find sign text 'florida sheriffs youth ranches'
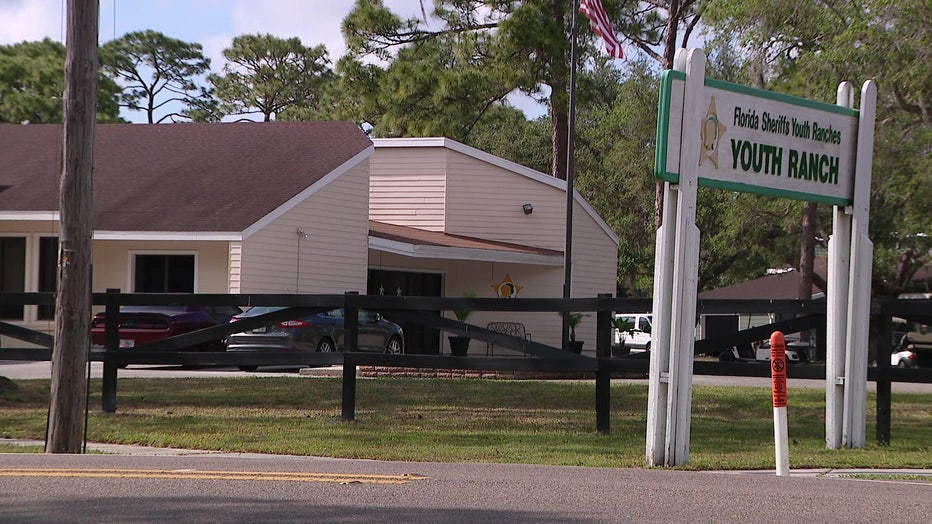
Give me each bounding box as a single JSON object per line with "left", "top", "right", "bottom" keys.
{"left": 655, "top": 71, "right": 860, "bottom": 206}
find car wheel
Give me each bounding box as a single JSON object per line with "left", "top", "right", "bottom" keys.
{"left": 644, "top": 341, "right": 651, "bottom": 352}
{"left": 239, "top": 365, "right": 258, "bottom": 372}
{"left": 719, "top": 349, "right": 735, "bottom": 362}
{"left": 317, "top": 338, "right": 336, "bottom": 353}
{"left": 897, "top": 360, "right": 909, "bottom": 368}
{"left": 386, "top": 336, "right": 403, "bottom": 355}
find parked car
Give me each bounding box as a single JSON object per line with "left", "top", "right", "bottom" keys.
{"left": 891, "top": 349, "right": 916, "bottom": 368}
{"left": 719, "top": 340, "right": 810, "bottom": 363}
{"left": 226, "top": 307, "right": 404, "bottom": 370}
{"left": 614, "top": 313, "right": 652, "bottom": 351}
{"left": 90, "top": 305, "right": 243, "bottom": 351}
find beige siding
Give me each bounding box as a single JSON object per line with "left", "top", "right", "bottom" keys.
{"left": 228, "top": 242, "right": 242, "bottom": 293}
{"left": 567, "top": 200, "right": 619, "bottom": 345}
{"left": 240, "top": 161, "right": 370, "bottom": 294}
{"left": 369, "top": 147, "right": 446, "bottom": 231}
{"left": 92, "top": 240, "right": 231, "bottom": 294}
{"left": 444, "top": 150, "right": 566, "bottom": 251}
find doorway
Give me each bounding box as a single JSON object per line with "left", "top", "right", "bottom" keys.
{"left": 368, "top": 269, "right": 442, "bottom": 354}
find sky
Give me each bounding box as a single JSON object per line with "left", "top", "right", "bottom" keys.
{"left": 0, "top": 0, "right": 544, "bottom": 121}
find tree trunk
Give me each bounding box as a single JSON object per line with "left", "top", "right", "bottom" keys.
{"left": 47, "top": 0, "right": 98, "bottom": 454}
{"left": 797, "top": 201, "right": 818, "bottom": 343}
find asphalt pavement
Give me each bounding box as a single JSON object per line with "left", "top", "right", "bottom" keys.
{"left": 3, "top": 360, "right": 931, "bottom": 522}
{"left": 1, "top": 440, "right": 931, "bottom": 523}
{"left": 3, "top": 360, "right": 932, "bottom": 393}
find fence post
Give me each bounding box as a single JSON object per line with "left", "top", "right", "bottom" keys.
{"left": 101, "top": 288, "right": 120, "bottom": 413}
{"left": 596, "top": 293, "right": 612, "bottom": 434}
{"left": 875, "top": 303, "right": 892, "bottom": 445}
{"left": 342, "top": 354, "right": 357, "bottom": 422}
{"left": 101, "top": 361, "right": 118, "bottom": 413}
{"left": 345, "top": 291, "right": 359, "bottom": 352}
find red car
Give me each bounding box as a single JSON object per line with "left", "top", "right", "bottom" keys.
{"left": 90, "top": 305, "right": 242, "bottom": 351}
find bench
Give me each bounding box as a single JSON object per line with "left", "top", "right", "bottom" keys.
{"left": 486, "top": 322, "right": 531, "bottom": 356}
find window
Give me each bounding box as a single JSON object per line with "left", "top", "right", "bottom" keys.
{"left": 0, "top": 237, "right": 26, "bottom": 319}
{"left": 37, "top": 237, "right": 59, "bottom": 320}
{"left": 134, "top": 254, "right": 195, "bottom": 293}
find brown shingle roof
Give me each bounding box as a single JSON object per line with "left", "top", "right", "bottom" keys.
{"left": 369, "top": 220, "right": 563, "bottom": 258}
{"left": 0, "top": 122, "right": 371, "bottom": 233}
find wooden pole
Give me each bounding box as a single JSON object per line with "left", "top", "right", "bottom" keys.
{"left": 46, "top": 0, "right": 98, "bottom": 454}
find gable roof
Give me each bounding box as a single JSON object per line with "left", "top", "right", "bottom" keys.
{"left": 371, "top": 137, "right": 620, "bottom": 246}
{"left": 0, "top": 122, "right": 372, "bottom": 238}
{"left": 369, "top": 220, "right": 564, "bottom": 266}
{"left": 698, "top": 267, "right": 825, "bottom": 300}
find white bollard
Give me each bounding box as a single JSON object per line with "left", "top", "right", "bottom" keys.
{"left": 771, "top": 331, "right": 790, "bottom": 476}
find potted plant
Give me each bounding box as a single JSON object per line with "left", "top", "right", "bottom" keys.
{"left": 612, "top": 316, "right": 635, "bottom": 357}
{"left": 560, "top": 311, "right": 588, "bottom": 354}
{"left": 449, "top": 291, "right": 476, "bottom": 356}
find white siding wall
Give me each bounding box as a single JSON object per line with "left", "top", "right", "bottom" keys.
{"left": 240, "top": 161, "right": 370, "bottom": 294}
{"left": 444, "top": 150, "right": 566, "bottom": 251}
{"left": 228, "top": 242, "right": 242, "bottom": 293}
{"left": 568, "top": 201, "right": 619, "bottom": 344}
{"left": 92, "top": 240, "right": 231, "bottom": 294}
{"left": 369, "top": 147, "right": 446, "bottom": 231}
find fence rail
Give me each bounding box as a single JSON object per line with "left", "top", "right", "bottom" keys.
{"left": 1, "top": 292, "right": 930, "bottom": 442}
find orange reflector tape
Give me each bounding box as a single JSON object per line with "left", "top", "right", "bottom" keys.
{"left": 770, "top": 331, "right": 787, "bottom": 408}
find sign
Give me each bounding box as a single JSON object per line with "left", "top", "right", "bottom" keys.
{"left": 656, "top": 70, "right": 859, "bottom": 206}
{"left": 770, "top": 332, "right": 787, "bottom": 408}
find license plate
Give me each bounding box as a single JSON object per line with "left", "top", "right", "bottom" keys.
{"left": 119, "top": 339, "right": 135, "bottom": 349}
{"left": 250, "top": 326, "right": 267, "bottom": 334}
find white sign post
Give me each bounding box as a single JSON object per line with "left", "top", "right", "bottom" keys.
{"left": 649, "top": 48, "right": 877, "bottom": 466}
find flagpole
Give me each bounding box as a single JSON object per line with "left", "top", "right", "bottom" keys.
{"left": 563, "top": 0, "right": 581, "bottom": 351}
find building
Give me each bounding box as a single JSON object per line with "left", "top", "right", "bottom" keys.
{"left": 0, "top": 123, "right": 618, "bottom": 353}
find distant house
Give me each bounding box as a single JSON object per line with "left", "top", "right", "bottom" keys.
{"left": 696, "top": 265, "right": 826, "bottom": 342}
{"left": 0, "top": 124, "right": 618, "bottom": 353}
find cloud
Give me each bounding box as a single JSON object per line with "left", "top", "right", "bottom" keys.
{"left": 0, "top": 0, "right": 63, "bottom": 44}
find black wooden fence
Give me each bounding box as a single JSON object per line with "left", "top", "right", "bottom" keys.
{"left": 1, "top": 291, "right": 929, "bottom": 442}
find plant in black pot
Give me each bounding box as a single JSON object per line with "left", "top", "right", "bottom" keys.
{"left": 449, "top": 291, "right": 476, "bottom": 356}
{"left": 560, "top": 311, "right": 588, "bottom": 354}
{"left": 612, "top": 316, "right": 635, "bottom": 357}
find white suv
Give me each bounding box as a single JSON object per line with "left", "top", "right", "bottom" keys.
{"left": 614, "top": 314, "right": 652, "bottom": 352}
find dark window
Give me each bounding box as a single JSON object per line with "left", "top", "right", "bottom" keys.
{"left": 0, "top": 237, "right": 26, "bottom": 319}
{"left": 37, "top": 237, "right": 59, "bottom": 320}
{"left": 134, "top": 254, "right": 195, "bottom": 293}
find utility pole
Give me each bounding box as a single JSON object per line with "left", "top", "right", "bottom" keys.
{"left": 46, "top": 0, "right": 98, "bottom": 454}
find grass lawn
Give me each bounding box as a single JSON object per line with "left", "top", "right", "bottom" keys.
{"left": 2, "top": 376, "right": 930, "bottom": 470}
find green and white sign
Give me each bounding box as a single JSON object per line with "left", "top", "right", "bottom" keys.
{"left": 655, "top": 70, "right": 860, "bottom": 206}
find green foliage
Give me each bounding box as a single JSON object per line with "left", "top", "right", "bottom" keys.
{"left": 559, "top": 311, "right": 588, "bottom": 341}
{"left": 574, "top": 60, "right": 660, "bottom": 295}
{"left": 702, "top": 0, "right": 932, "bottom": 295}
{"left": 212, "top": 34, "right": 333, "bottom": 122}
{"left": 453, "top": 290, "right": 477, "bottom": 322}
{"left": 100, "top": 30, "right": 217, "bottom": 123}
{"left": 0, "top": 38, "right": 122, "bottom": 124}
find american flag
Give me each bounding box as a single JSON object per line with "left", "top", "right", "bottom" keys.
{"left": 579, "top": 0, "right": 624, "bottom": 59}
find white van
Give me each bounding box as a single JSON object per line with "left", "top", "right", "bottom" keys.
{"left": 614, "top": 314, "right": 652, "bottom": 352}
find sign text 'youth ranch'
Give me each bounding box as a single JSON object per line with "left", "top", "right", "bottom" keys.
{"left": 730, "top": 106, "right": 845, "bottom": 185}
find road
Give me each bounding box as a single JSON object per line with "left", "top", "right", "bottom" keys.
{"left": 3, "top": 360, "right": 931, "bottom": 393}
{"left": 1, "top": 452, "right": 930, "bottom": 523}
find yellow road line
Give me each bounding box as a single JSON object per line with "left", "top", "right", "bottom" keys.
{"left": 0, "top": 468, "right": 428, "bottom": 484}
